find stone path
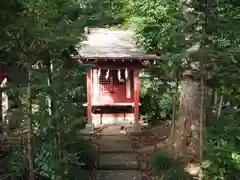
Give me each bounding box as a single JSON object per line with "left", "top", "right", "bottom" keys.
{"left": 94, "top": 125, "right": 141, "bottom": 180}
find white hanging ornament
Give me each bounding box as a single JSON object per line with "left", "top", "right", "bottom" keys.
{"left": 105, "top": 69, "right": 109, "bottom": 80}
{"left": 118, "top": 69, "right": 121, "bottom": 81}
{"left": 125, "top": 68, "right": 128, "bottom": 79}
{"left": 118, "top": 69, "right": 124, "bottom": 82}
{"left": 98, "top": 68, "right": 101, "bottom": 79}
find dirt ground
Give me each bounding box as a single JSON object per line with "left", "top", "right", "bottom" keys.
{"left": 129, "top": 122, "right": 170, "bottom": 180}
{"left": 128, "top": 122, "right": 200, "bottom": 180}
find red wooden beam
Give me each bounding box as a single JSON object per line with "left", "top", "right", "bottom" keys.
{"left": 86, "top": 69, "right": 92, "bottom": 124}
{"left": 83, "top": 102, "right": 136, "bottom": 106}
{"left": 94, "top": 64, "right": 142, "bottom": 69}
{"left": 133, "top": 69, "right": 140, "bottom": 123}
{"left": 71, "top": 55, "right": 157, "bottom": 61}
{"left": 0, "top": 65, "right": 7, "bottom": 82}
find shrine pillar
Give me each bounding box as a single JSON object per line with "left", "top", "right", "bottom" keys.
{"left": 133, "top": 69, "right": 140, "bottom": 123}
{"left": 86, "top": 69, "right": 92, "bottom": 124}
{"left": 1, "top": 77, "right": 8, "bottom": 124}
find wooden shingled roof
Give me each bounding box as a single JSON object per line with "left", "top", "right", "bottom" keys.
{"left": 77, "top": 28, "right": 157, "bottom": 60}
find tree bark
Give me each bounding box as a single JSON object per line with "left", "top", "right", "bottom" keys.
{"left": 199, "top": 61, "right": 205, "bottom": 179}
{"left": 174, "top": 77, "right": 201, "bottom": 157}
{"left": 174, "top": 0, "right": 207, "bottom": 158}
{"left": 217, "top": 94, "right": 223, "bottom": 120}
{"left": 27, "top": 70, "right": 35, "bottom": 180}
{"left": 171, "top": 77, "right": 179, "bottom": 151}
{"left": 47, "top": 61, "right": 62, "bottom": 179}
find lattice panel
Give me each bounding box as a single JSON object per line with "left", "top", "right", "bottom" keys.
{"left": 96, "top": 69, "right": 133, "bottom": 103}
{"left": 99, "top": 69, "right": 123, "bottom": 93}
{"left": 99, "top": 69, "right": 125, "bottom": 84}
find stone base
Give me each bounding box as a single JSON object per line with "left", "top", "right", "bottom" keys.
{"left": 99, "top": 153, "right": 138, "bottom": 169}
{"left": 125, "top": 123, "right": 147, "bottom": 135}
{"left": 92, "top": 114, "right": 135, "bottom": 126}
{"left": 99, "top": 138, "right": 133, "bottom": 152}
{"left": 95, "top": 170, "right": 141, "bottom": 180}
{"left": 101, "top": 125, "right": 125, "bottom": 136}
{"left": 79, "top": 123, "right": 94, "bottom": 135}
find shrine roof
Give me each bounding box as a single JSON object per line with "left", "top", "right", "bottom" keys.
{"left": 77, "top": 28, "right": 157, "bottom": 60}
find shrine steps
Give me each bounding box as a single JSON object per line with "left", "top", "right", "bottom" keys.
{"left": 93, "top": 125, "right": 141, "bottom": 180}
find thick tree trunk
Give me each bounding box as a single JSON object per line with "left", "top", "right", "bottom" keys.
{"left": 174, "top": 77, "right": 201, "bottom": 157}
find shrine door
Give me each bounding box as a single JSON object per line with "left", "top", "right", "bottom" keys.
{"left": 92, "top": 69, "right": 132, "bottom": 104}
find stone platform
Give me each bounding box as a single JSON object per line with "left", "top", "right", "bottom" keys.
{"left": 94, "top": 125, "right": 141, "bottom": 180}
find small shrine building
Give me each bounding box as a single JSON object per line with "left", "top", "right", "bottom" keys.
{"left": 72, "top": 28, "right": 157, "bottom": 126}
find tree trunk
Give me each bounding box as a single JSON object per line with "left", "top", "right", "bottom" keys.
{"left": 199, "top": 61, "right": 205, "bottom": 179}
{"left": 27, "top": 70, "right": 35, "bottom": 180}
{"left": 174, "top": 77, "right": 201, "bottom": 157}
{"left": 175, "top": 0, "right": 207, "bottom": 158}
{"left": 47, "top": 61, "right": 62, "bottom": 179}
{"left": 205, "top": 89, "right": 214, "bottom": 126}
{"left": 171, "top": 77, "right": 179, "bottom": 151}
{"left": 217, "top": 94, "right": 223, "bottom": 120}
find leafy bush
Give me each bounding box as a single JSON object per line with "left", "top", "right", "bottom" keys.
{"left": 64, "top": 137, "right": 97, "bottom": 169}
{"left": 1, "top": 137, "right": 97, "bottom": 180}
{"left": 203, "top": 107, "right": 240, "bottom": 180}
{"left": 140, "top": 78, "right": 179, "bottom": 124}
{"left": 1, "top": 149, "right": 29, "bottom": 180}
{"left": 150, "top": 151, "right": 186, "bottom": 180}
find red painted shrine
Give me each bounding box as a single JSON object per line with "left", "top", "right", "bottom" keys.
{"left": 73, "top": 28, "right": 157, "bottom": 126}
{"left": 0, "top": 64, "right": 7, "bottom": 82}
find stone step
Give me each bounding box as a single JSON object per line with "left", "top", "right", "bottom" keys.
{"left": 99, "top": 139, "right": 133, "bottom": 152}
{"left": 77, "top": 170, "right": 93, "bottom": 179}
{"left": 125, "top": 124, "right": 147, "bottom": 135}
{"left": 98, "top": 153, "right": 139, "bottom": 170}
{"left": 101, "top": 125, "right": 125, "bottom": 136}
{"left": 99, "top": 150, "right": 134, "bottom": 154}
{"left": 95, "top": 170, "right": 141, "bottom": 180}
{"left": 100, "top": 135, "right": 129, "bottom": 141}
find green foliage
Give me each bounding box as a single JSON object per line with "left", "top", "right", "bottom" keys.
{"left": 121, "top": 0, "right": 240, "bottom": 179}
{"left": 31, "top": 61, "right": 94, "bottom": 179}
{"left": 1, "top": 0, "right": 240, "bottom": 179}
{"left": 150, "top": 151, "right": 186, "bottom": 180}
{"left": 140, "top": 77, "right": 179, "bottom": 123}
{"left": 2, "top": 137, "right": 97, "bottom": 180}
{"left": 1, "top": 60, "right": 96, "bottom": 179}
{"left": 75, "top": 0, "right": 125, "bottom": 27}
{"left": 203, "top": 107, "right": 240, "bottom": 180}
{"left": 64, "top": 137, "right": 97, "bottom": 169}
{"left": 34, "top": 137, "right": 97, "bottom": 180}
{"left": 0, "top": 0, "right": 103, "bottom": 179}
{"left": 2, "top": 150, "right": 29, "bottom": 180}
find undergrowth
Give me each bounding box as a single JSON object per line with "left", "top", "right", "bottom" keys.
{"left": 0, "top": 136, "right": 97, "bottom": 180}
{"left": 150, "top": 151, "right": 189, "bottom": 180}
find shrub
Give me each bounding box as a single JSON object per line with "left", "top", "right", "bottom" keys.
{"left": 203, "top": 107, "right": 240, "bottom": 180}
{"left": 150, "top": 151, "right": 186, "bottom": 180}
{"left": 1, "top": 137, "right": 97, "bottom": 180}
